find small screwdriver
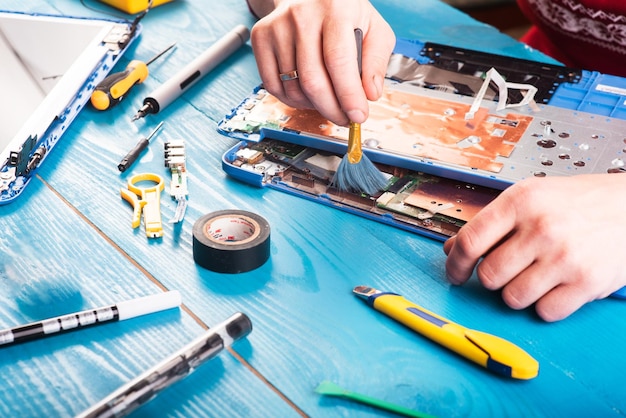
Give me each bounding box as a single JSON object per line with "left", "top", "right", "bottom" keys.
{"left": 118, "top": 121, "right": 164, "bottom": 172}
{"left": 91, "top": 43, "right": 176, "bottom": 111}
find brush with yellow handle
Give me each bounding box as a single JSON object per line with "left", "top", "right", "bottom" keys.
{"left": 331, "top": 28, "right": 388, "bottom": 196}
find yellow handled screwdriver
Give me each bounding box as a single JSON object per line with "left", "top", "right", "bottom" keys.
{"left": 90, "top": 43, "right": 176, "bottom": 111}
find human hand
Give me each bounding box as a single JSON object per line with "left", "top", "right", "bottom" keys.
{"left": 443, "top": 174, "right": 626, "bottom": 321}
{"left": 249, "top": 0, "right": 395, "bottom": 126}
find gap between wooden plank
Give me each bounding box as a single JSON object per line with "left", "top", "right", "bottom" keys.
{"left": 36, "top": 173, "right": 309, "bottom": 417}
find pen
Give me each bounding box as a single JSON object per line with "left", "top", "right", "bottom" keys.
{"left": 118, "top": 121, "right": 164, "bottom": 172}
{"left": 132, "top": 24, "right": 250, "bottom": 121}
{"left": 0, "top": 291, "right": 182, "bottom": 348}
{"left": 76, "top": 312, "right": 253, "bottom": 418}
{"left": 353, "top": 286, "right": 539, "bottom": 379}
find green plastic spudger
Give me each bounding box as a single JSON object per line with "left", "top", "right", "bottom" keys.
{"left": 315, "top": 381, "right": 437, "bottom": 418}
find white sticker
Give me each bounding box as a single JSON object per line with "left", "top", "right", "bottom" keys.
{"left": 595, "top": 84, "right": 626, "bottom": 96}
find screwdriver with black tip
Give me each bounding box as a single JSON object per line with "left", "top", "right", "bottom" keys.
{"left": 90, "top": 43, "right": 176, "bottom": 111}
{"left": 118, "top": 121, "right": 164, "bottom": 172}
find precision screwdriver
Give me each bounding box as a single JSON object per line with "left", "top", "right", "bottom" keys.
{"left": 132, "top": 25, "right": 249, "bottom": 121}
{"left": 90, "top": 43, "right": 176, "bottom": 111}
{"left": 118, "top": 121, "right": 164, "bottom": 172}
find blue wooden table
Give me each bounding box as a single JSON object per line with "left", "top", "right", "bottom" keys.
{"left": 1, "top": 1, "right": 624, "bottom": 417}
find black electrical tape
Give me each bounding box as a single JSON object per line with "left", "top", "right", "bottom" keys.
{"left": 192, "top": 210, "right": 270, "bottom": 273}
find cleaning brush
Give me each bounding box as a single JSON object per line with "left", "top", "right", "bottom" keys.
{"left": 331, "top": 28, "right": 388, "bottom": 196}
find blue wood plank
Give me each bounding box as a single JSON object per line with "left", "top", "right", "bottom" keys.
{"left": 1, "top": 0, "right": 625, "bottom": 417}
{"left": 372, "top": 0, "right": 560, "bottom": 64}
{"left": 0, "top": 182, "right": 296, "bottom": 417}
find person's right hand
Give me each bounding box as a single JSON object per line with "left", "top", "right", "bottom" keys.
{"left": 443, "top": 173, "right": 626, "bottom": 321}
{"left": 249, "top": 0, "right": 395, "bottom": 126}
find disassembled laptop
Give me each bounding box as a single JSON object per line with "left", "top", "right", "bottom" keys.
{"left": 218, "top": 41, "right": 626, "bottom": 240}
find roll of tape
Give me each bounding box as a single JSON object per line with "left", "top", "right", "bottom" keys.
{"left": 192, "top": 210, "right": 270, "bottom": 273}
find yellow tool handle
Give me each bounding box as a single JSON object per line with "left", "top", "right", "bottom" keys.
{"left": 141, "top": 188, "right": 164, "bottom": 238}
{"left": 121, "top": 173, "right": 165, "bottom": 238}
{"left": 372, "top": 293, "right": 539, "bottom": 379}
{"left": 120, "top": 188, "right": 144, "bottom": 229}
{"left": 97, "top": 0, "right": 175, "bottom": 15}
{"left": 91, "top": 60, "right": 149, "bottom": 110}
{"left": 373, "top": 294, "right": 490, "bottom": 366}
{"left": 346, "top": 122, "right": 363, "bottom": 164}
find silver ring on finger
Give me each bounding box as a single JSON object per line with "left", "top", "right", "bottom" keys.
{"left": 279, "top": 70, "right": 298, "bottom": 81}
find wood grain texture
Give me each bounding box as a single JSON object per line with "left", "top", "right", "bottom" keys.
{"left": 0, "top": 183, "right": 294, "bottom": 417}
{"left": 1, "top": 0, "right": 625, "bottom": 417}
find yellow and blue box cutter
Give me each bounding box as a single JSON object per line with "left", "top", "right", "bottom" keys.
{"left": 353, "top": 286, "right": 539, "bottom": 380}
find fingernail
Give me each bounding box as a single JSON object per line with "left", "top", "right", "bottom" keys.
{"left": 346, "top": 109, "right": 365, "bottom": 124}
{"left": 446, "top": 272, "right": 460, "bottom": 285}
